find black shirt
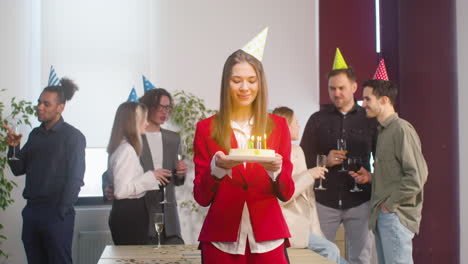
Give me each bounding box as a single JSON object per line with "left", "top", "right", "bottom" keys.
{"left": 300, "top": 103, "right": 377, "bottom": 209}
{"left": 8, "top": 117, "right": 86, "bottom": 217}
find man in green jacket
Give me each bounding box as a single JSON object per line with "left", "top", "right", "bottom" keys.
{"left": 350, "top": 64, "right": 428, "bottom": 264}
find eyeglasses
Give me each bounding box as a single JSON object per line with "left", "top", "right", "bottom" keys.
{"left": 156, "top": 104, "right": 173, "bottom": 113}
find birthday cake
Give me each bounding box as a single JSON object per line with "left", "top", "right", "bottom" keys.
{"left": 229, "top": 148, "right": 275, "bottom": 157}
{"left": 227, "top": 148, "right": 276, "bottom": 162}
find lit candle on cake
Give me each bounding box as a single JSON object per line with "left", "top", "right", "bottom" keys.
{"left": 256, "top": 136, "right": 262, "bottom": 149}
{"left": 249, "top": 136, "right": 254, "bottom": 149}
{"left": 263, "top": 133, "right": 267, "bottom": 149}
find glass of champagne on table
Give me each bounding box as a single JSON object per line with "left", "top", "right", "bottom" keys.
{"left": 315, "top": 154, "right": 327, "bottom": 191}
{"left": 337, "top": 138, "right": 347, "bottom": 172}
{"left": 153, "top": 212, "right": 164, "bottom": 249}
{"left": 349, "top": 157, "right": 363, "bottom": 192}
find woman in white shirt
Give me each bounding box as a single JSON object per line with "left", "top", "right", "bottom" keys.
{"left": 273, "top": 106, "right": 347, "bottom": 264}
{"left": 107, "top": 102, "right": 168, "bottom": 245}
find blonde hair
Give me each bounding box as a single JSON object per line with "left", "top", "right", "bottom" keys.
{"left": 272, "top": 106, "right": 294, "bottom": 125}
{"left": 107, "top": 102, "right": 148, "bottom": 156}
{"left": 212, "top": 49, "right": 273, "bottom": 150}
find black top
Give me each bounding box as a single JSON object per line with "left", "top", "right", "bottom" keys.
{"left": 300, "top": 103, "right": 377, "bottom": 209}
{"left": 8, "top": 117, "right": 86, "bottom": 217}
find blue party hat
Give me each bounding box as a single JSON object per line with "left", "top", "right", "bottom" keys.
{"left": 127, "top": 87, "right": 139, "bottom": 102}
{"left": 142, "top": 75, "right": 156, "bottom": 92}
{"left": 48, "top": 65, "right": 62, "bottom": 86}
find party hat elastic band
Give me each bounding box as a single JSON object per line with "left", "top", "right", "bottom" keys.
{"left": 332, "top": 48, "right": 348, "bottom": 70}
{"left": 241, "top": 27, "right": 269, "bottom": 61}
{"left": 373, "top": 59, "right": 389, "bottom": 81}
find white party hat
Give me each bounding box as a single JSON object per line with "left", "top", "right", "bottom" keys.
{"left": 241, "top": 27, "right": 269, "bottom": 61}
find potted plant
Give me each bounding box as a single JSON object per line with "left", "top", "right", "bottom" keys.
{"left": 169, "top": 90, "right": 216, "bottom": 242}
{"left": 170, "top": 90, "right": 216, "bottom": 159}
{"left": 0, "top": 89, "right": 36, "bottom": 259}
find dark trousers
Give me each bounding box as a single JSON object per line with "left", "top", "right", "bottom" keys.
{"left": 22, "top": 206, "right": 75, "bottom": 264}
{"left": 109, "top": 197, "right": 149, "bottom": 245}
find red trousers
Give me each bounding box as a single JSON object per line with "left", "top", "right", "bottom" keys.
{"left": 201, "top": 241, "right": 289, "bottom": 264}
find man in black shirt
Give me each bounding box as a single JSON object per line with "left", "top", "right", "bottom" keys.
{"left": 300, "top": 49, "right": 377, "bottom": 264}
{"left": 6, "top": 78, "right": 86, "bottom": 264}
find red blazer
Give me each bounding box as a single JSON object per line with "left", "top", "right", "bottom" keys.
{"left": 193, "top": 114, "right": 294, "bottom": 243}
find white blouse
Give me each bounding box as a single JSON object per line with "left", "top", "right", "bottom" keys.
{"left": 108, "top": 140, "right": 159, "bottom": 199}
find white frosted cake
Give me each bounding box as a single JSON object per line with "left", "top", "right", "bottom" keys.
{"left": 229, "top": 148, "right": 275, "bottom": 158}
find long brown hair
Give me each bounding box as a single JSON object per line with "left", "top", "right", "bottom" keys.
{"left": 212, "top": 49, "right": 273, "bottom": 150}
{"left": 107, "top": 102, "right": 148, "bottom": 156}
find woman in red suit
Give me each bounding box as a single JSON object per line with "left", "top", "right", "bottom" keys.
{"left": 193, "top": 49, "right": 295, "bottom": 263}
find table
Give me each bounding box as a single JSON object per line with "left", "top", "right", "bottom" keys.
{"left": 98, "top": 244, "right": 336, "bottom": 264}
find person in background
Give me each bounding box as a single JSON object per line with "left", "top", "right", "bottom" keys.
{"left": 137, "top": 88, "right": 187, "bottom": 244}
{"left": 300, "top": 48, "right": 377, "bottom": 264}
{"left": 5, "top": 78, "right": 86, "bottom": 264}
{"left": 103, "top": 88, "right": 187, "bottom": 245}
{"left": 351, "top": 60, "right": 428, "bottom": 264}
{"left": 193, "top": 48, "right": 294, "bottom": 263}
{"left": 107, "top": 102, "right": 161, "bottom": 245}
{"left": 273, "top": 106, "right": 348, "bottom": 264}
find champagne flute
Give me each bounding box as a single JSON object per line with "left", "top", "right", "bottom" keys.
{"left": 8, "top": 125, "right": 21, "bottom": 161}
{"left": 337, "top": 138, "right": 347, "bottom": 172}
{"left": 161, "top": 143, "right": 185, "bottom": 204}
{"left": 153, "top": 212, "right": 164, "bottom": 249}
{"left": 350, "top": 157, "right": 363, "bottom": 192}
{"left": 177, "top": 142, "right": 186, "bottom": 162}
{"left": 315, "top": 154, "right": 327, "bottom": 191}
{"left": 160, "top": 180, "right": 170, "bottom": 204}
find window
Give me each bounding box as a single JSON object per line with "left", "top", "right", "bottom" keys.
{"left": 80, "top": 148, "right": 107, "bottom": 197}
{"left": 41, "top": 0, "right": 152, "bottom": 200}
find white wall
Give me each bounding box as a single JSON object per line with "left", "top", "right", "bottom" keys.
{"left": 0, "top": 1, "right": 39, "bottom": 263}
{"left": 457, "top": 0, "right": 467, "bottom": 261}
{"left": 0, "top": 1, "right": 319, "bottom": 263}
{"left": 150, "top": 0, "right": 319, "bottom": 134}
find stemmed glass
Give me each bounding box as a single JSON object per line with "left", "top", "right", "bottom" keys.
{"left": 177, "top": 142, "right": 186, "bottom": 162}
{"left": 337, "top": 138, "right": 347, "bottom": 172}
{"left": 161, "top": 144, "right": 186, "bottom": 205}
{"left": 349, "top": 157, "right": 363, "bottom": 192}
{"left": 159, "top": 180, "right": 170, "bottom": 204}
{"left": 8, "top": 125, "right": 21, "bottom": 161}
{"left": 315, "top": 154, "right": 327, "bottom": 191}
{"left": 153, "top": 212, "right": 164, "bottom": 249}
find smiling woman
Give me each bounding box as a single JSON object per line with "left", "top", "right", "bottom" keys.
{"left": 193, "top": 48, "right": 295, "bottom": 263}
{"left": 229, "top": 62, "right": 259, "bottom": 109}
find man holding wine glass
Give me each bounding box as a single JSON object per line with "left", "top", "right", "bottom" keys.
{"left": 300, "top": 49, "right": 378, "bottom": 264}
{"left": 5, "top": 78, "right": 86, "bottom": 264}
